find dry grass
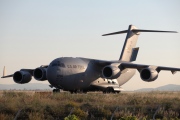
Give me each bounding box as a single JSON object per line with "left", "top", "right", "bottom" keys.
{"left": 0, "top": 91, "right": 180, "bottom": 120}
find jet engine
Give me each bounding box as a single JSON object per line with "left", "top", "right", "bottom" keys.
{"left": 33, "top": 67, "right": 47, "bottom": 81}
{"left": 13, "top": 71, "right": 32, "bottom": 84}
{"left": 102, "top": 65, "right": 121, "bottom": 79}
{"left": 140, "top": 68, "right": 158, "bottom": 82}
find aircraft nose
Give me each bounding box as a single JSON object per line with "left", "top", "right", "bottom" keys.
{"left": 47, "top": 58, "right": 60, "bottom": 86}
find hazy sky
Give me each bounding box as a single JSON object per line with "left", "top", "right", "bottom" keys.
{"left": 0, "top": 0, "right": 180, "bottom": 90}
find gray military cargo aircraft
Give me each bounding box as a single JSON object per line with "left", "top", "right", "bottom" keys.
{"left": 2, "top": 25, "right": 180, "bottom": 93}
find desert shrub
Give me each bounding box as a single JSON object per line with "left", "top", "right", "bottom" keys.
{"left": 156, "top": 109, "right": 179, "bottom": 120}
{"left": 163, "top": 101, "right": 174, "bottom": 110}
{"left": 2, "top": 91, "right": 17, "bottom": 98}
{"left": 80, "top": 103, "right": 91, "bottom": 110}
{"left": 73, "top": 108, "right": 88, "bottom": 119}
{"left": 90, "top": 107, "right": 112, "bottom": 119}
{"left": 14, "top": 109, "right": 29, "bottom": 120}
{"left": 76, "top": 97, "right": 84, "bottom": 103}
{"left": 64, "top": 114, "right": 79, "bottom": 120}
{"left": 0, "top": 113, "right": 14, "bottom": 120}
{"left": 66, "top": 101, "right": 79, "bottom": 108}
{"left": 28, "top": 112, "right": 45, "bottom": 120}
{"left": 44, "top": 105, "right": 54, "bottom": 116}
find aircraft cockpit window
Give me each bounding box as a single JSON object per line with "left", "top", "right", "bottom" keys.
{"left": 52, "top": 63, "right": 65, "bottom": 68}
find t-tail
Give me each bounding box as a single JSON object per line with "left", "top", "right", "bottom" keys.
{"left": 102, "top": 25, "right": 177, "bottom": 62}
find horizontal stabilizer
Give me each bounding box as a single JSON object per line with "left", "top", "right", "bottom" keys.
{"left": 132, "top": 29, "right": 177, "bottom": 33}
{"left": 102, "top": 29, "right": 177, "bottom": 36}
{"left": 102, "top": 30, "right": 128, "bottom": 36}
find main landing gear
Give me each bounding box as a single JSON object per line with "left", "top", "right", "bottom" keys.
{"left": 70, "top": 90, "right": 87, "bottom": 94}
{"left": 103, "top": 87, "right": 120, "bottom": 94}
{"left": 53, "top": 89, "right": 60, "bottom": 93}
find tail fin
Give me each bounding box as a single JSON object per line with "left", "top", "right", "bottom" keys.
{"left": 102, "top": 25, "right": 177, "bottom": 62}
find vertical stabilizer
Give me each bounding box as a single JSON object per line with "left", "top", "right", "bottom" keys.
{"left": 119, "top": 25, "right": 140, "bottom": 61}
{"left": 102, "top": 25, "right": 177, "bottom": 62}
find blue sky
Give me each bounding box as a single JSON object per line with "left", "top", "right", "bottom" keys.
{"left": 0, "top": 0, "right": 180, "bottom": 90}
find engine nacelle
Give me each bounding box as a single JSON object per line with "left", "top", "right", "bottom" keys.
{"left": 33, "top": 67, "right": 47, "bottom": 81}
{"left": 140, "top": 68, "right": 158, "bottom": 82}
{"left": 13, "top": 71, "right": 32, "bottom": 84}
{"left": 102, "top": 65, "right": 121, "bottom": 79}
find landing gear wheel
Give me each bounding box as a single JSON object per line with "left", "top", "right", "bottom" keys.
{"left": 70, "top": 90, "right": 77, "bottom": 94}
{"left": 53, "top": 89, "right": 60, "bottom": 93}
{"left": 83, "top": 90, "right": 87, "bottom": 94}
{"left": 103, "top": 87, "right": 115, "bottom": 94}
{"left": 103, "top": 91, "right": 107, "bottom": 94}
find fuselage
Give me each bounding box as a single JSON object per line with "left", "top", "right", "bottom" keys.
{"left": 47, "top": 57, "right": 136, "bottom": 91}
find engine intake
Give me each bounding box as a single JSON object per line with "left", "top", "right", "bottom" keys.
{"left": 102, "top": 65, "right": 121, "bottom": 79}
{"left": 13, "top": 71, "right": 32, "bottom": 84}
{"left": 33, "top": 67, "right": 47, "bottom": 81}
{"left": 140, "top": 68, "right": 158, "bottom": 82}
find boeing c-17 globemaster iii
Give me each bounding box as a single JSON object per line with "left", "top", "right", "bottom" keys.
{"left": 2, "top": 25, "right": 180, "bottom": 93}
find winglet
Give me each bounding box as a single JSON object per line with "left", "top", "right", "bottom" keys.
{"left": 1, "top": 66, "right": 14, "bottom": 78}
{"left": 3, "top": 66, "right": 6, "bottom": 77}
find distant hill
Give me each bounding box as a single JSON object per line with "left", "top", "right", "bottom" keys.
{"left": 0, "top": 83, "right": 52, "bottom": 90}
{"left": 135, "top": 84, "right": 180, "bottom": 92}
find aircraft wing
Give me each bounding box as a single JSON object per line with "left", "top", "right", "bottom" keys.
{"left": 1, "top": 69, "right": 34, "bottom": 78}
{"left": 1, "top": 65, "right": 48, "bottom": 78}
{"left": 120, "top": 63, "right": 180, "bottom": 74}
{"left": 1, "top": 74, "right": 14, "bottom": 78}
{"left": 94, "top": 60, "right": 180, "bottom": 74}
{"left": 93, "top": 59, "right": 120, "bottom": 66}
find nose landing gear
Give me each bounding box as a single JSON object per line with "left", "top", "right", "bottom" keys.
{"left": 103, "top": 87, "right": 120, "bottom": 94}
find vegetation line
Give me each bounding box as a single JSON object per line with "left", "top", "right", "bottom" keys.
{"left": 0, "top": 91, "right": 180, "bottom": 120}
